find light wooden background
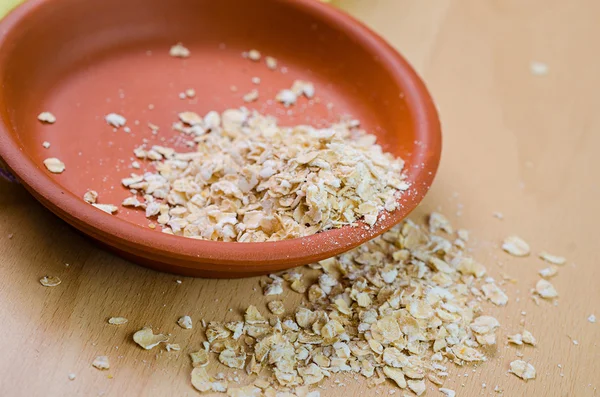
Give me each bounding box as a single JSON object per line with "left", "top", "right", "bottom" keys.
{"left": 1, "top": 0, "right": 599, "bottom": 396}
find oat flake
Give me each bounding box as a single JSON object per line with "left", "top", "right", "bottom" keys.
{"left": 39, "top": 276, "right": 61, "bottom": 287}
{"left": 92, "top": 356, "right": 110, "bottom": 370}
{"left": 133, "top": 327, "right": 168, "bottom": 350}
{"left": 509, "top": 360, "right": 536, "bottom": 380}
{"left": 43, "top": 158, "right": 65, "bottom": 173}
{"left": 502, "top": 236, "right": 530, "bottom": 256}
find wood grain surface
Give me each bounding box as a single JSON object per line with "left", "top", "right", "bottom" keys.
{"left": 1, "top": 0, "right": 599, "bottom": 396}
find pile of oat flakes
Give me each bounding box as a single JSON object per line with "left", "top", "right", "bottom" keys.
{"left": 121, "top": 108, "right": 407, "bottom": 242}
{"left": 179, "top": 213, "right": 530, "bottom": 396}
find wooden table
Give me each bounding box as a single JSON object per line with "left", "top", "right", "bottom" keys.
{"left": 1, "top": 1, "right": 598, "bottom": 396}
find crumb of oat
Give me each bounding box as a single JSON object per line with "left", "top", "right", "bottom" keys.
{"left": 522, "top": 330, "right": 537, "bottom": 346}
{"left": 275, "top": 89, "right": 297, "bottom": 106}
{"left": 439, "top": 388, "right": 456, "bottom": 397}
{"left": 176, "top": 279, "right": 182, "bottom": 284}
{"left": 230, "top": 85, "right": 238, "bottom": 92}
{"left": 170, "top": 43, "right": 190, "bottom": 58}
{"left": 538, "top": 251, "right": 566, "bottom": 265}
{"left": 190, "top": 349, "right": 209, "bottom": 368}
{"left": 251, "top": 77, "right": 261, "bottom": 85}
{"left": 267, "top": 300, "right": 285, "bottom": 316}
{"left": 133, "top": 327, "right": 168, "bottom": 350}
{"left": 131, "top": 161, "right": 141, "bottom": 169}
{"left": 588, "top": 314, "right": 596, "bottom": 323}
{"left": 247, "top": 49, "right": 261, "bottom": 61}
{"left": 482, "top": 283, "right": 509, "bottom": 306}
{"left": 83, "top": 190, "right": 98, "bottom": 204}
{"left": 42, "top": 141, "right": 51, "bottom": 149}
{"left": 43, "top": 157, "right": 65, "bottom": 173}
{"left": 265, "top": 56, "right": 278, "bottom": 70}
{"left": 185, "top": 88, "right": 196, "bottom": 98}
{"left": 291, "top": 80, "right": 315, "bottom": 99}
{"left": 92, "top": 203, "right": 118, "bottom": 214}
{"left": 492, "top": 212, "right": 504, "bottom": 219}
{"left": 530, "top": 61, "right": 548, "bottom": 76}
{"left": 509, "top": 360, "right": 536, "bottom": 380}
{"left": 92, "top": 356, "right": 110, "bottom": 370}
{"left": 535, "top": 279, "right": 558, "bottom": 299}
{"left": 178, "top": 315, "right": 193, "bottom": 329}
{"left": 502, "top": 236, "right": 530, "bottom": 256}
{"left": 538, "top": 265, "right": 558, "bottom": 278}
{"left": 243, "top": 89, "right": 259, "bottom": 103}
{"left": 108, "top": 317, "right": 128, "bottom": 325}
{"left": 179, "top": 92, "right": 186, "bottom": 99}
{"left": 166, "top": 343, "right": 181, "bottom": 352}
{"left": 39, "top": 275, "right": 61, "bottom": 287}
{"left": 507, "top": 333, "right": 523, "bottom": 345}
{"left": 38, "top": 111, "right": 56, "bottom": 124}
{"left": 105, "top": 113, "right": 126, "bottom": 128}
{"left": 68, "top": 373, "right": 76, "bottom": 380}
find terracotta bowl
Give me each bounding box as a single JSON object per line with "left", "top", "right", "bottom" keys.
{"left": 0, "top": 0, "right": 441, "bottom": 277}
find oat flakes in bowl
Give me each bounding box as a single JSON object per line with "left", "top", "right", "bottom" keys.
{"left": 0, "top": 0, "right": 440, "bottom": 277}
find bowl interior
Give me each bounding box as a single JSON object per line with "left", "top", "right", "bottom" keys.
{"left": 0, "top": 0, "right": 439, "bottom": 276}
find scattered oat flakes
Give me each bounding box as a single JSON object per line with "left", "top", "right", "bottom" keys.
{"left": 247, "top": 49, "right": 261, "bottom": 61}
{"left": 588, "top": 314, "right": 597, "bottom": 323}
{"left": 502, "top": 236, "right": 530, "bottom": 256}
{"left": 83, "top": 190, "right": 98, "bottom": 204}
{"left": 535, "top": 279, "right": 558, "bottom": 299}
{"left": 178, "top": 315, "right": 193, "bottom": 329}
{"left": 38, "top": 112, "right": 56, "bottom": 124}
{"left": 509, "top": 360, "right": 536, "bottom": 380}
{"left": 538, "top": 251, "right": 566, "bottom": 265}
{"left": 264, "top": 56, "right": 278, "bottom": 70}
{"left": 39, "top": 275, "right": 61, "bottom": 287}
{"left": 108, "top": 317, "right": 128, "bottom": 325}
{"left": 92, "top": 356, "right": 110, "bottom": 370}
{"left": 170, "top": 43, "right": 190, "bottom": 58}
{"left": 105, "top": 113, "right": 126, "bottom": 128}
{"left": 92, "top": 203, "right": 118, "bottom": 214}
{"left": 133, "top": 327, "right": 168, "bottom": 349}
{"left": 42, "top": 141, "right": 51, "bottom": 149}
{"left": 243, "top": 89, "right": 259, "bottom": 103}
{"left": 43, "top": 157, "right": 65, "bottom": 173}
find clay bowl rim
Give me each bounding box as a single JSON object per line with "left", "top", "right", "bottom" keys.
{"left": 0, "top": 0, "right": 441, "bottom": 269}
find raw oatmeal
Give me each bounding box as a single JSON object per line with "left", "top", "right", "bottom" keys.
{"left": 122, "top": 108, "right": 408, "bottom": 242}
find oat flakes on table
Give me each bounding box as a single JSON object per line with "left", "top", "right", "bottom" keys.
{"left": 133, "top": 327, "right": 168, "bottom": 350}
